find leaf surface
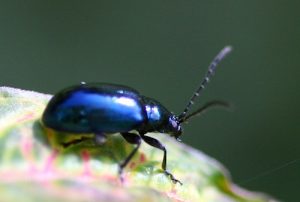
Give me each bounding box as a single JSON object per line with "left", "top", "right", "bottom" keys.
{"left": 0, "top": 86, "right": 277, "bottom": 202}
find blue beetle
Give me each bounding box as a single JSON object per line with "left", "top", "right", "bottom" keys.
{"left": 42, "top": 46, "right": 232, "bottom": 184}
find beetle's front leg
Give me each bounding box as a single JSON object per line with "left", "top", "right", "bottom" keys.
{"left": 119, "top": 132, "right": 142, "bottom": 178}
{"left": 140, "top": 134, "right": 182, "bottom": 185}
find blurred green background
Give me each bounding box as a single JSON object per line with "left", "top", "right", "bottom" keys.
{"left": 0, "top": 1, "right": 299, "bottom": 201}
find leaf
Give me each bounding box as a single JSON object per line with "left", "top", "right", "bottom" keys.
{"left": 0, "top": 86, "right": 278, "bottom": 202}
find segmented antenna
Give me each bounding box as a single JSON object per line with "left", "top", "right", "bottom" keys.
{"left": 180, "top": 100, "right": 230, "bottom": 123}
{"left": 178, "top": 46, "right": 233, "bottom": 121}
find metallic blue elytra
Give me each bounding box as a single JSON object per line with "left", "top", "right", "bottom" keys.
{"left": 42, "top": 46, "right": 232, "bottom": 185}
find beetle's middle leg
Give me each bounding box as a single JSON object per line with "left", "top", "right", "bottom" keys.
{"left": 140, "top": 134, "right": 182, "bottom": 185}
{"left": 119, "top": 132, "right": 141, "bottom": 176}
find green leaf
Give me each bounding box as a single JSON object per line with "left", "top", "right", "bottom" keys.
{"left": 0, "top": 86, "right": 278, "bottom": 202}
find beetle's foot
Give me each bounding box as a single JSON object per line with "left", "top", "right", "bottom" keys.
{"left": 118, "top": 165, "right": 125, "bottom": 183}
{"left": 164, "top": 170, "right": 183, "bottom": 185}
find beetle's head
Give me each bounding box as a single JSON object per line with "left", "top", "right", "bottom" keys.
{"left": 166, "top": 115, "right": 182, "bottom": 140}
{"left": 143, "top": 96, "right": 182, "bottom": 140}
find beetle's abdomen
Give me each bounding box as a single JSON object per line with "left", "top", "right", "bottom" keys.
{"left": 42, "top": 88, "right": 145, "bottom": 133}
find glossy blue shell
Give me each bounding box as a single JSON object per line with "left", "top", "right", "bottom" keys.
{"left": 42, "top": 83, "right": 147, "bottom": 133}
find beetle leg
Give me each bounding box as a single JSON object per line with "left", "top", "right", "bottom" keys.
{"left": 62, "top": 133, "right": 106, "bottom": 148}
{"left": 140, "top": 134, "right": 182, "bottom": 185}
{"left": 119, "top": 133, "right": 141, "bottom": 176}
{"left": 62, "top": 136, "right": 91, "bottom": 148}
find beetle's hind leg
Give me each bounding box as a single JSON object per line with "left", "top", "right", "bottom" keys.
{"left": 119, "top": 132, "right": 142, "bottom": 178}
{"left": 140, "top": 134, "right": 182, "bottom": 185}
{"left": 62, "top": 133, "right": 107, "bottom": 148}
{"left": 61, "top": 136, "right": 92, "bottom": 148}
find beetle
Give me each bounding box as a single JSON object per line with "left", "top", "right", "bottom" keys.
{"left": 42, "top": 46, "right": 232, "bottom": 184}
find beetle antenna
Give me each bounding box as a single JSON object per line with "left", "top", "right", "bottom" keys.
{"left": 178, "top": 46, "right": 233, "bottom": 121}
{"left": 180, "top": 100, "right": 231, "bottom": 123}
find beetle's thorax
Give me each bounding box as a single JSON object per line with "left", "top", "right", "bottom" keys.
{"left": 140, "top": 96, "right": 182, "bottom": 138}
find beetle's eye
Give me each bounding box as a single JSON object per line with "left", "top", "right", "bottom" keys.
{"left": 177, "top": 125, "right": 181, "bottom": 132}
